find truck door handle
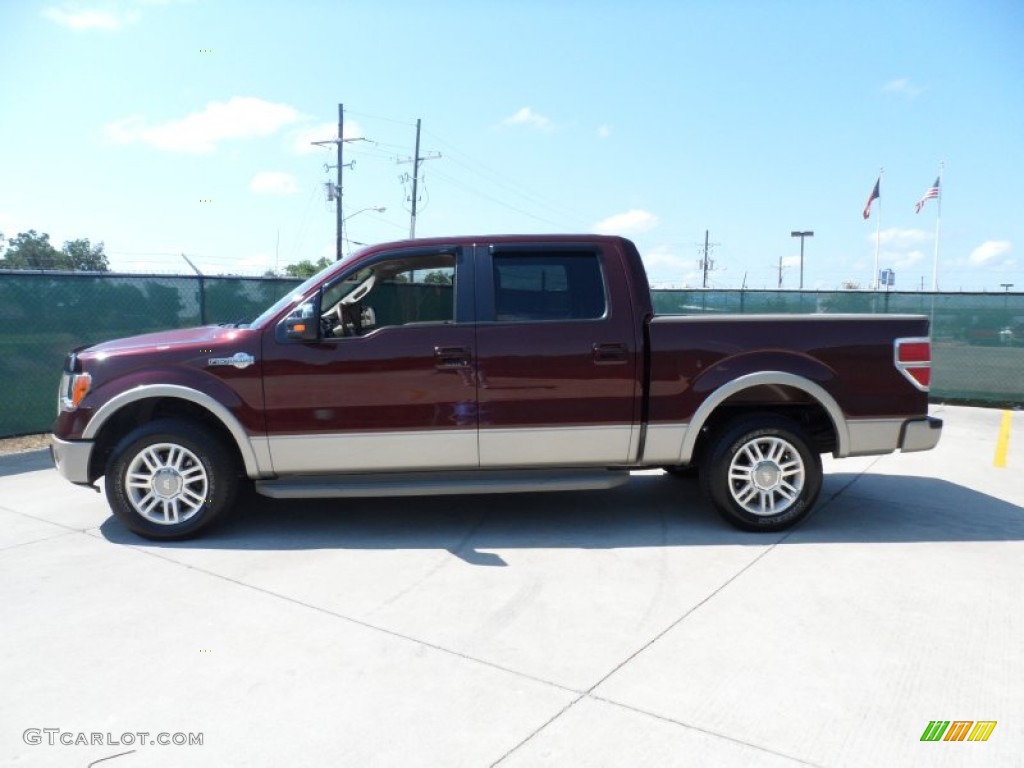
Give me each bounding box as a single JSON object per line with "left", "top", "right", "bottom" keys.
{"left": 434, "top": 346, "right": 472, "bottom": 369}
{"left": 592, "top": 343, "right": 628, "bottom": 364}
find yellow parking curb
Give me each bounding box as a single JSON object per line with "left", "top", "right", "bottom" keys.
{"left": 994, "top": 410, "right": 1012, "bottom": 468}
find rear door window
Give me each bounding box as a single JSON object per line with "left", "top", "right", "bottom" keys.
{"left": 492, "top": 252, "right": 606, "bottom": 322}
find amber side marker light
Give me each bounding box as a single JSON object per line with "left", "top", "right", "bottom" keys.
{"left": 71, "top": 373, "right": 92, "bottom": 407}
{"left": 60, "top": 372, "right": 92, "bottom": 411}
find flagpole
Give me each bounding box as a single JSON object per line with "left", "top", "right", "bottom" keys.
{"left": 931, "top": 161, "right": 943, "bottom": 291}
{"left": 874, "top": 167, "right": 883, "bottom": 289}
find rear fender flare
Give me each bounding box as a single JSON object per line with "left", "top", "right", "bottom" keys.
{"left": 680, "top": 371, "right": 849, "bottom": 462}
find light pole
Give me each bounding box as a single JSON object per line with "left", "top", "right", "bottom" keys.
{"left": 791, "top": 231, "right": 814, "bottom": 290}
{"left": 343, "top": 206, "right": 386, "bottom": 223}
{"left": 341, "top": 207, "right": 386, "bottom": 257}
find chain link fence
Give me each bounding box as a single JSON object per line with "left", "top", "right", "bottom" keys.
{"left": 0, "top": 271, "right": 300, "bottom": 437}
{"left": 1, "top": 273, "right": 1020, "bottom": 437}
{"left": 652, "top": 289, "right": 1024, "bottom": 404}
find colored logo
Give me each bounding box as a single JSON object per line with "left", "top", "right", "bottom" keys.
{"left": 920, "top": 721, "right": 997, "bottom": 742}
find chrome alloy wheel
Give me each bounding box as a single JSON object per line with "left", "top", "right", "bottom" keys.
{"left": 124, "top": 442, "right": 208, "bottom": 525}
{"left": 727, "top": 435, "right": 806, "bottom": 517}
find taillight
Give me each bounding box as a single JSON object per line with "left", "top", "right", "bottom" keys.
{"left": 895, "top": 337, "right": 931, "bottom": 392}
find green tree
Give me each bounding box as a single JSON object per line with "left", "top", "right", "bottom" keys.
{"left": 0, "top": 231, "right": 110, "bottom": 271}
{"left": 284, "top": 256, "right": 331, "bottom": 278}
{"left": 62, "top": 238, "right": 109, "bottom": 271}
{"left": 1, "top": 230, "right": 65, "bottom": 269}
{"left": 423, "top": 270, "right": 452, "bottom": 285}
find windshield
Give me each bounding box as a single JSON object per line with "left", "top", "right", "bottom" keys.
{"left": 248, "top": 259, "right": 345, "bottom": 329}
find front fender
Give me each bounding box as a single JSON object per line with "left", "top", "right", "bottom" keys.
{"left": 76, "top": 369, "right": 269, "bottom": 476}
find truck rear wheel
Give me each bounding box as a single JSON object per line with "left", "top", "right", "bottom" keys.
{"left": 104, "top": 419, "right": 239, "bottom": 540}
{"left": 701, "top": 414, "right": 821, "bottom": 532}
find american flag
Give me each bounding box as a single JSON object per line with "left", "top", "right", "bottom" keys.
{"left": 915, "top": 177, "right": 940, "bottom": 214}
{"left": 863, "top": 178, "right": 880, "bottom": 219}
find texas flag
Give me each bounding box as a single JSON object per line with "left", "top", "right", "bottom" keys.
{"left": 863, "top": 178, "right": 880, "bottom": 220}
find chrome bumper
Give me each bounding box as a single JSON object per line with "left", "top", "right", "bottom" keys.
{"left": 50, "top": 435, "right": 94, "bottom": 485}
{"left": 900, "top": 416, "right": 943, "bottom": 453}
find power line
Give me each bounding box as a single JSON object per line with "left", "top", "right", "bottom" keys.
{"left": 427, "top": 168, "right": 566, "bottom": 228}
{"left": 423, "top": 128, "right": 594, "bottom": 228}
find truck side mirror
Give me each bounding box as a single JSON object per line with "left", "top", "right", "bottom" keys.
{"left": 280, "top": 299, "right": 320, "bottom": 342}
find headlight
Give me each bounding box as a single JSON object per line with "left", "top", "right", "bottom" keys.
{"left": 58, "top": 372, "right": 92, "bottom": 412}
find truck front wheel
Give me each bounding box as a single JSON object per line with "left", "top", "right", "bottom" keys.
{"left": 701, "top": 415, "right": 822, "bottom": 532}
{"left": 104, "top": 419, "right": 239, "bottom": 540}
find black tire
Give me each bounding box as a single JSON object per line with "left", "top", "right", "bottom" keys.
{"left": 104, "top": 419, "right": 239, "bottom": 540}
{"left": 700, "top": 414, "right": 822, "bottom": 532}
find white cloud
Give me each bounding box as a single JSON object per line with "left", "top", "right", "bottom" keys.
{"left": 641, "top": 244, "right": 699, "bottom": 287}
{"left": 501, "top": 107, "right": 552, "bottom": 131}
{"left": 893, "top": 250, "right": 926, "bottom": 269}
{"left": 873, "top": 227, "right": 930, "bottom": 248}
{"left": 597, "top": 125, "right": 612, "bottom": 139}
{"left": 44, "top": 0, "right": 191, "bottom": 30}
{"left": 969, "top": 240, "right": 1012, "bottom": 265}
{"left": 250, "top": 171, "right": 299, "bottom": 195}
{"left": 593, "top": 209, "right": 659, "bottom": 236}
{"left": 105, "top": 97, "right": 302, "bottom": 154}
{"left": 290, "top": 120, "right": 365, "bottom": 155}
{"left": 781, "top": 255, "right": 801, "bottom": 269}
{"left": 44, "top": 5, "right": 141, "bottom": 30}
{"left": 882, "top": 77, "right": 922, "bottom": 98}
{"left": 864, "top": 229, "right": 931, "bottom": 278}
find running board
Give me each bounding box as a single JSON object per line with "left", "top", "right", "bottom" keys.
{"left": 254, "top": 468, "right": 631, "bottom": 499}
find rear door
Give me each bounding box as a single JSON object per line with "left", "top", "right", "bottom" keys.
{"left": 474, "top": 241, "right": 642, "bottom": 466}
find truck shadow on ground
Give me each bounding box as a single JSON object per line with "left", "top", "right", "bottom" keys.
{"left": 0, "top": 450, "right": 52, "bottom": 478}
{"left": 98, "top": 471, "right": 1024, "bottom": 559}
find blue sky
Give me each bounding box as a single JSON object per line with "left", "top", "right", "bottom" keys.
{"left": 2, "top": 0, "right": 1021, "bottom": 291}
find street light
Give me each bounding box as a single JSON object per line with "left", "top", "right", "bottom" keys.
{"left": 342, "top": 207, "right": 386, "bottom": 258}
{"left": 1000, "top": 283, "right": 1014, "bottom": 293}
{"left": 790, "top": 231, "right": 814, "bottom": 290}
{"left": 343, "top": 206, "right": 386, "bottom": 223}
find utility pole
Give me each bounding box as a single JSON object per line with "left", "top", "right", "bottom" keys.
{"left": 336, "top": 104, "right": 344, "bottom": 261}
{"left": 311, "top": 103, "right": 347, "bottom": 261}
{"left": 398, "top": 118, "right": 441, "bottom": 239}
{"left": 409, "top": 118, "right": 421, "bottom": 238}
{"left": 790, "top": 230, "right": 814, "bottom": 290}
{"left": 696, "top": 229, "right": 720, "bottom": 288}
{"left": 312, "top": 103, "right": 366, "bottom": 260}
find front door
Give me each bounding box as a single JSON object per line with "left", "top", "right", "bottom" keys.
{"left": 261, "top": 246, "right": 478, "bottom": 474}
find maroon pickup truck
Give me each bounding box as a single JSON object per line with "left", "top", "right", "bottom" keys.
{"left": 51, "top": 235, "right": 941, "bottom": 539}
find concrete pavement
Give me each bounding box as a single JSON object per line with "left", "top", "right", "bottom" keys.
{"left": 1, "top": 404, "right": 1021, "bottom": 767}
